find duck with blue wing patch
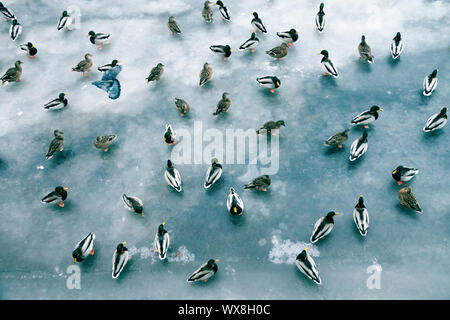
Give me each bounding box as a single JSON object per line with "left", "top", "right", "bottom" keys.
{"left": 92, "top": 64, "right": 122, "bottom": 100}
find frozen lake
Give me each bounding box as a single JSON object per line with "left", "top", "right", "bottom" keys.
{"left": 0, "top": 0, "right": 449, "bottom": 299}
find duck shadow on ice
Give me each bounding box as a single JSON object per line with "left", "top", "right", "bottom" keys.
{"left": 418, "top": 91, "right": 434, "bottom": 106}
{"left": 386, "top": 55, "right": 401, "bottom": 69}
{"left": 318, "top": 74, "right": 337, "bottom": 88}
{"left": 356, "top": 59, "right": 372, "bottom": 73}
{"left": 0, "top": 157, "right": 8, "bottom": 171}
{"left": 421, "top": 129, "right": 444, "bottom": 142}
{"left": 394, "top": 202, "right": 421, "bottom": 219}
{"left": 228, "top": 212, "right": 246, "bottom": 227}
{"left": 48, "top": 149, "right": 74, "bottom": 166}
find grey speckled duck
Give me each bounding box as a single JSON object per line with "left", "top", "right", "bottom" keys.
{"left": 146, "top": 63, "right": 164, "bottom": 83}
{"left": 244, "top": 175, "right": 271, "bottom": 191}
{"left": 256, "top": 120, "right": 285, "bottom": 135}
{"left": 72, "top": 53, "right": 93, "bottom": 77}
{"left": 168, "top": 16, "right": 181, "bottom": 35}
{"left": 213, "top": 92, "right": 231, "bottom": 115}
{"left": 46, "top": 130, "right": 65, "bottom": 160}
{"left": 358, "top": 35, "right": 374, "bottom": 64}
{"left": 199, "top": 62, "right": 213, "bottom": 86}
{"left": 266, "top": 43, "right": 289, "bottom": 60}
{"left": 1, "top": 60, "right": 22, "bottom": 84}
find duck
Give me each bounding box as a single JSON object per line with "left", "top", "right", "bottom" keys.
{"left": 310, "top": 211, "right": 339, "bottom": 243}
{"left": 422, "top": 69, "right": 438, "bottom": 96}
{"left": 204, "top": 158, "right": 223, "bottom": 188}
{"left": 146, "top": 63, "right": 164, "bottom": 83}
{"left": 0, "top": 2, "right": 15, "bottom": 20}
{"left": 112, "top": 242, "right": 130, "bottom": 279}
{"left": 215, "top": 1, "right": 230, "bottom": 21}
{"left": 295, "top": 248, "right": 321, "bottom": 285}
{"left": 72, "top": 233, "right": 95, "bottom": 263}
{"left": 20, "top": 42, "right": 37, "bottom": 59}
{"left": 1, "top": 60, "right": 22, "bottom": 85}
{"left": 315, "top": 3, "right": 325, "bottom": 32}
{"left": 358, "top": 35, "right": 374, "bottom": 63}
{"left": 256, "top": 120, "right": 285, "bottom": 135}
{"left": 93, "top": 135, "right": 117, "bottom": 152}
{"left": 392, "top": 166, "right": 419, "bottom": 185}
{"left": 164, "top": 124, "right": 177, "bottom": 145}
{"left": 423, "top": 107, "right": 447, "bottom": 132}
{"left": 349, "top": 130, "right": 369, "bottom": 162}
{"left": 266, "top": 43, "right": 289, "bottom": 60}
{"left": 209, "top": 45, "right": 232, "bottom": 60}
{"left": 88, "top": 30, "right": 110, "bottom": 50}
{"left": 227, "top": 187, "right": 244, "bottom": 215}
{"left": 187, "top": 259, "right": 219, "bottom": 283}
{"left": 44, "top": 93, "right": 68, "bottom": 110}
{"left": 97, "top": 59, "right": 120, "bottom": 72}
{"left": 174, "top": 97, "right": 190, "bottom": 116}
{"left": 9, "top": 19, "right": 21, "bottom": 41}
{"left": 46, "top": 130, "right": 65, "bottom": 160}
{"left": 351, "top": 105, "right": 383, "bottom": 128}
{"left": 391, "top": 32, "right": 404, "bottom": 59}
{"left": 168, "top": 16, "right": 181, "bottom": 35}
{"left": 324, "top": 129, "right": 349, "bottom": 148}
{"left": 353, "top": 195, "right": 369, "bottom": 237}
{"left": 122, "top": 194, "right": 144, "bottom": 217}
{"left": 202, "top": 1, "right": 213, "bottom": 23}
{"left": 72, "top": 53, "right": 93, "bottom": 77}
{"left": 318, "top": 50, "right": 338, "bottom": 78}
{"left": 276, "top": 29, "right": 298, "bottom": 46}
{"left": 92, "top": 64, "right": 122, "bottom": 100}
{"left": 239, "top": 32, "right": 259, "bottom": 52}
{"left": 256, "top": 76, "right": 281, "bottom": 93}
{"left": 41, "top": 186, "right": 69, "bottom": 207}
{"left": 213, "top": 92, "right": 231, "bottom": 115}
{"left": 251, "top": 12, "right": 266, "bottom": 33}
{"left": 199, "top": 62, "right": 213, "bottom": 86}
{"left": 398, "top": 187, "right": 422, "bottom": 213}
{"left": 154, "top": 222, "right": 170, "bottom": 260}
{"left": 57, "top": 11, "right": 72, "bottom": 31}
{"left": 244, "top": 175, "right": 271, "bottom": 191}
{"left": 165, "top": 160, "right": 182, "bottom": 192}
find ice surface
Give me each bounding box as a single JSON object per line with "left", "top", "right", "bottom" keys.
{"left": 0, "top": 0, "right": 449, "bottom": 299}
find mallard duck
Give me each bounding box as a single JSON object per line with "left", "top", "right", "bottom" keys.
{"left": 351, "top": 106, "right": 383, "bottom": 128}
{"left": 315, "top": 3, "right": 325, "bottom": 32}
{"left": 72, "top": 233, "right": 95, "bottom": 263}
{"left": 318, "top": 50, "right": 338, "bottom": 78}
{"left": 353, "top": 195, "right": 369, "bottom": 237}
{"left": 46, "top": 130, "right": 64, "bottom": 160}
{"left": 256, "top": 120, "right": 285, "bottom": 135}
{"left": 213, "top": 92, "right": 231, "bottom": 115}
{"left": 164, "top": 124, "right": 177, "bottom": 145}
{"left": 112, "top": 242, "right": 130, "bottom": 279}
{"left": 168, "top": 16, "right": 181, "bottom": 35}
{"left": 204, "top": 158, "right": 223, "bottom": 188}
{"left": 20, "top": 42, "right": 37, "bottom": 59}
{"left": 202, "top": 1, "right": 213, "bottom": 22}
{"left": 72, "top": 53, "right": 93, "bottom": 77}
{"left": 9, "top": 19, "right": 21, "bottom": 41}
{"left": 165, "top": 160, "right": 182, "bottom": 192}
{"left": 266, "top": 43, "right": 288, "bottom": 60}
{"left": 423, "top": 107, "right": 447, "bottom": 132}
{"left": 310, "top": 211, "right": 339, "bottom": 243}
{"left": 199, "top": 62, "right": 213, "bottom": 86}
{"left": 276, "top": 29, "right": 298, "bottom": 46}
{"left": 422, "top": 69, "right": 438, "bottom": 96}
{"left": 174, "top": 97, "right": 190, "bottom": 116}
{"left": 227, "top": 187, "right": 244, "bottom": 215}
{"left": 215, "top": 1, "right": 230, "bottom": 21}
{"left": 1, "top": 60, "right": 22, "bottom": 85}
{"left": 239, "top": 32, "right": 259, "bottom": 52}
{"left": 398, "top": 187, "right": 422, "bottom": 213}
{"left": 93, "top": 135, "right": 117, "bottom": 152}
{"left": 88, "top": 30, "right": 110, "bottom": 50}
{"left": 358, "top": 35, "right": 374, "bottom": 63}
{"left": 122, "top": 194, "right": 144, "bottom": 217}
{"left": 251, "top": 12, "right": 266, "bottom": 33}
{"left": 392, "top": 166, "right": 419, "bottom": 186}
{"left": 92, "top": 65, "right": 122, "bottom": 99}
{"left": 295, "top": 248, "right": 321, "bottom": 285}
{"left": 97, "top": 59, "right": 120, "bottom": 72}
{"left": 256, "top": 76, "right": 281, "bottom": 93}
{"left": 209, "top": 45, "right": 232, "bottom": 60}
{"left": 0, "top": 2, "right": 15, "bottom": 20}
{"left": 244, "top": 175, "right": 271, "bottom": 191}
{"left": 146, "top": 63, "right": 164, "bottom": 83}
{"left": 349, "top": 130, "right": 368, "bottom": 162}
{"left": 57, "top": 11, "right": 72, "bottom": 31}
{"left": 44, "top": 93, "right": 68, "bottom": 110}
{"left": 187, "top": 259, "right": 219, "bottom": 282}
{"left": 391, "top": 32, "right": 404, "bottom": 59}
{"left": 324, "top": 129, "right": 349, "bottom": 148}
{"left": 154, "top": 222, "right": 170, "bottom": 260}
{"left": 41, "top": 186, "right": 69, "bottom": 207}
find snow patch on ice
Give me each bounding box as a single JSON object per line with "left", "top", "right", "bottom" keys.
{"left": 269, "top": 234, "right": 320, "bottom": 265}
{"left": 128, "top": 245, "right": 195, "bottom": 264}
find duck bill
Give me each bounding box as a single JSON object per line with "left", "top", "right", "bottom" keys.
{"left": 63, "top": 187, "right": 69, "bottom": 190}
{"left": 214, "top": 259, "right": 220, "bottom": 263}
